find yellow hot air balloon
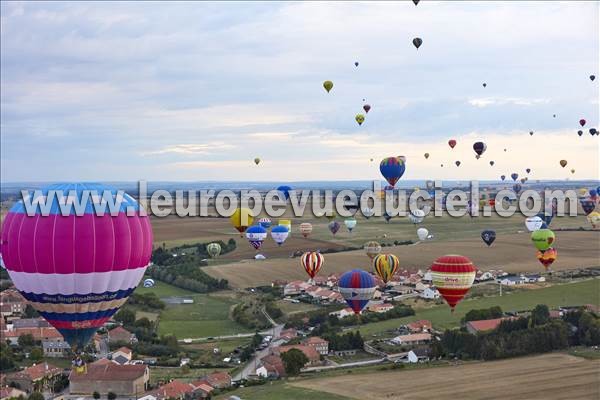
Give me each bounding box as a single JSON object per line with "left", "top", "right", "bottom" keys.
{"left": 559, "top": 160, "right": 568, "bottom": 168}
{"left": 254, "top": 157, "right": 261, "bottom": 165}
{"left": 373, "top": 254, "right": 400, "bottom": 284}
{"left": 355, "top": 114, "right": 365, "bottom": 126}
{"left": 364, "top": 241, "right": 382, "bottom": 259}
{"left": 588, "top": 211, "right": 600, "bottom": 228}
{"left": 230, "top": 208, "right": 254, "bottom": 236}
{"left": 279, "top": 219, "right": 292, "bottom": 233}
{"left": 323, "top": 80, "right": 333, "bottom": 93}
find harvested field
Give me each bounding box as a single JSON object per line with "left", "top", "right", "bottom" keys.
{"left": 291, "top": 353, "right": 600, "bottom": 400}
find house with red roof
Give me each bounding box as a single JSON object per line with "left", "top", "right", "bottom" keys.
{"left": 466, "top": 318, "right": 511, "bottom": 334}
{"left": 202, "top": 371, "right": 232, "bottom": 389}
{"left": 390, "top": 333, "right": 432, "bottom": 346}
{"left": 367, "top": 303, "right": 394, "bottom": 314}
{"left": 302, "top": 336, "right": 329, "bottom": 355}
{"left": 69, "top": 363, "right": 149, "bottom": 396}
{"left": 5, "top": 362, "right": 63, "bottom": 393}
{"left": 256, "top": 355, "right": 286, "bottom": 379}
{"left": 406, "top": 320, "right": 432, "bottom": 333}
{"left": 0, "top": 386, "right": 27, "bottom": 400}
{"left": 4, "top": 326, "right": 62, "bottom": 346}
{"left": 151, "top": 380, "right": 195, "bottom": 400}
{"left": 189, "top": 381, "right": 214, "bottom": 398}
{"left": 0, "top": 289, "right": 26, "bottom": 317}
{"left": 275, "top": 345, "right": 321, "bottom": 366}
{"left": 108, "top": 326, "right": 137, "bottom": 344}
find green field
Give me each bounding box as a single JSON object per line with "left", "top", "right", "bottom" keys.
{"left": 214, "top": 382, "right": 352, "bottom": 400}
{"left": 136, "top": 280, "right": 195, "bottom": 297}
{"left": 149, "top": 366, "right": 233, "bottom": 385}
{"left": 357, "top": 278, "right": 600, "bottom": 336}
{"left": 158, "top": 293, "right": 250, "bottom": 338}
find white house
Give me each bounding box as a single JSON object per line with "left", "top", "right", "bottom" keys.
{"left": 422, "top": 271, "right": 432, "bottom": 282}
{"left": 475, "top": 271, "right": 495, "bottom": 282}
{"left": 498, "top": 276, "right": 526, "bottom": 286}
{"left": 329, "top": 308, "right": 355, "bottom": 319}
{"left": 414, "top": 282, "right": 429, "bottom": 292}
{"left": 420, "top": 287, "right": 440, "bottom": 300}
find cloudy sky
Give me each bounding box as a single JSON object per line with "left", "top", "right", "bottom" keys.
{"left": 1, "top": 1, "right": 598, "bottom": 182}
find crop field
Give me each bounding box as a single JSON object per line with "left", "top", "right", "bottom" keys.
{"left": 214, "top": 383, "right": 352, "bottom": 400}
{"left": 290, "top": 353, "right": 600, "bottom": 400}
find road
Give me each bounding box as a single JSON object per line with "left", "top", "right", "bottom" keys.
{"left": 232, "top": 323, "right": 284, "bottom": 381}
{"left": 303, "top": 357, "right": 387, "bottom": 372}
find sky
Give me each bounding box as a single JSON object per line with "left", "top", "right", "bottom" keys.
{"left": 1, "top": 1, "right": 599, "bottom": 183}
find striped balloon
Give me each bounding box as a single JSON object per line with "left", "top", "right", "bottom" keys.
{"left": 431, "top": 255, "right": 477, "bottom": 312}
{"left": 300, "top": 252, "right": 324, "bottom": 279}
{"left": 299, "top": 223, "right": 313, "bottom": 238}
{"left": 338, "top": 269, "right": 376, "bottom": 314}
{"left": 0, "top": 183, "right": 153, "bottom": 349}
{"left": 372, "top": 254, "right": 399, "bottom": 284}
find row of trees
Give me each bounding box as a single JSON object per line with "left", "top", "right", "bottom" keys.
{"left": 462, "top": 306, "right": 503, "bottom": 323}
{"left": 127, "top": 292, "right": 166, "bottom": 310}
{"left": 146, "top": 263, "right": 228, "bottom": 293}
{"left": 322, "top": 331, "right": 364, "bottom": 351}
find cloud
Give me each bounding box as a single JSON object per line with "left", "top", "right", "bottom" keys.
{"left": 142, "top": 142, "right": 236, "bottom": 156}
{"left": 468, "top": 97, "right": 552, "bottom": 108}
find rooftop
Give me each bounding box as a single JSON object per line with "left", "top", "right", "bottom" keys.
{"left": 70, "top": 363, "right": 147, "bottom": 381}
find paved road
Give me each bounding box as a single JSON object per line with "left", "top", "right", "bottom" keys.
{"left": 232, "top": 324, "right": 284, "bottom": 381}
{"left": 303, "top": 357, "right": 387, "bottom": 372}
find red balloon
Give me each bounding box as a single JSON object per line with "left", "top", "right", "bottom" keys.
{"left": 579, "top": 119, "right": 586, "bottom": 127}
{"left": 431, "top": 255, "right": 477, "bottom": 311}
{"left": 448, "top": 139, "right": 457, "bottom": 149}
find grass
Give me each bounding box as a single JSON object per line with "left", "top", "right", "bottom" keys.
{"left": 149, "top": 366, "right": 232, "bottom": 384}
{"left": 568, "top": 347, "right": 600, "bottom": 360}
{"left": 157, "top": 293, "right": 250, "bottom": 338}
{"left": 327, "top": 350, "right": 378, "bottom": 364}
{"left": 356, "top": 278, "right": 599, "bottom": 336}
{"left": 275, "top": 299, "right": 321, "bottom": 315}
{"left": 136, "top": 280, "right": 196, "bottom": 298}
{"left": 136, "top": 310, "right": 159, "bottom": 321}
{"left": 214, "top": 382, "right": 352, "bottom": 400}
{"left": 181, "top": 337, "right": 251, "bottom": 355}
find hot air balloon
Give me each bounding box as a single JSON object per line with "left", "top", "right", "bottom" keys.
{"left": 520, "top": 178, "right": 526, "bottom": 184}
{"left": 489, "top": 161, "right": 495, "bottom": 166}
{"left": 258, "top": 217, "right": 272, "bottom": 229}
{"left": 363, "top": 104, "right": 371, "bottom": 113}
{"left": 424, "top": 153, "right": 430, "bottom": 159}
{"left": 513, "top": 183, "right": 522, "bottom": 193}
{"left": 580, "top": 199, "right": 596, "bottom": 215}
{"left": 511, "top": 173, "right": 519, "bottom": 181}
{"left": 526, "top": 168, "right": 531, "bottom": 174}
{"left": 571, "top": 169, "right": 575, "bottom": 174}
{"left": 448, "top": 139, "right": 457, "bottom": 149}
{"left": 413, "top": 0, "right": 419, "bottom": 5}
{"left": 412, "top": 37, "right": 423, "bottom": 49}
{"left": 0, "top": 183, "right": 153, "bottom": 350}
{"left": 300, "top": 252, "right": 324, "bottom": 280}
{"left": 559, "top": 160, "right": 567, "bottom": 168}
{"left": 587, "top": 211, "right": 600, "bottom": 228}
{"left": 483, "top": 83, "right": 487, "bottom": 88}
{"left": 277, "top": 185, "right": 292, "bottom": 200}
{"left": 328, "top": 221, "right": 341, "bottom": 235}
{"left": 246, "top": 225, "right": 268, "bottom": 250}
{"left": 364, "top": 241, "right": 382, "bottom": 259}
{"left": 338, "top": 269, "right": 377, "bottom": 314}
{"left": 408, "top": 209, "right": 425, "bottom": 224}
{"left": 355, "top": 113, "right": 365, "bottom": 126}
{"left": 529, "top": 131, "right": 534, "bottom": 136}
{"left": 383, "top": 212, "right": 393, "bottom": 223}
{"left": 473, "top": 142, "right": 487, "bottom": 158}
{"left": 278, "top": 219, "right": 292, "bottom": 233}
{"left": 580, "top": 119, "right": 586, "bottom": 127}
{"left": 254, "top": 157, "right": 261, "bottom": 165}
{"left": 591, "top": 75, "right": 596, "bottom": 81}
{"left": 590, "top": 128, "right": 598, "bottom": 136}
{"left": 431, "top": 255, "right": 477, "bottom": 312}
{"left": 455, "top": 161, "right": 461, "bottom": 167}
{"left": 299, "top": 222, "right": 313, "bottom": 238}
{"left": 345, "top": 218, "right": 357, "bottom": 233}
{"left": 500, "top": 175, "right": 506, "bottom": 181}
{"left": 373, "top": 254, "right": 399, "bottom": 284}
{"left": 143, "top": 278, "right": 155, "bottom": 288}
{"left": 362, "top": 207, "right": 375, "bottom": 219}
{"left": 553, "top": 114, "right": 556, "bottom": 118}
{"left": 481, "top": 230, "right": 496, "bottom": 246}
{"left": 380, "top": 157, "right": 406, "bottom": 187}
{"left": 417, "top": 227, "right": 429, "bottom": 241}
{"left": 441, "top": 164, "right": 444, "bottom": 167}
{"left": 271, "top": 225, "right": 289, "bottom": 246}
{"left": 355, "top": 61, "right": 359, "bottom": 67}
{"left": 207, "top": 242, "right": 222, "bottom": 258}
{"left": 231, "top": 208, "right": 254, "bottom": 236}
{"left": 578, "top": 130, "right": 584, "bottom": 136}
{"left": 323, "top": 80, "right": 333, "bottom": 93}
{"left": 531, "top": 229, "right": 555, "bottom": 252}
{"left": 525, "top": 216, "right": 544, "bottom": 232}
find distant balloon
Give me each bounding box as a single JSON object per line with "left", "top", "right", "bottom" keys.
{"left": 344, "top": 218, "right": 357, "bottom": 232}
{"left": 413, "top": 0, "right": 420, "bottom": 5}
{"left": 529, "top": 131, "right": 534, "bottom": 136}
{"left": 526, "top": 168, "right": 531, "bottom": 174}
{"left": 591, "top": 75, "right": 596, "bottom": 81}
{"left": 520, "top": 178, "right": 526, "bottom": 184}
{"left": 440, "top": 164, "right": 444, "bottom": 167}
{"left": 277, "top": 185, "right": 292, "bottom": 200}
{"left": 408, "top": 209, "right": 425, "bottom": 224}
{"left": 531, "top": 228, "right": 555, "bottom": 252}
{"left": 258, "top": 217, "right": 272, "bottom": 229}
{"left": 513, "top": 183, "right": 522, "bottom": 193}
{"left": 448, "top": 139, "right": 457, "bottom": 149}
{"left": 489, "top": 161, "right": 495, "bottom": 166}
{"left": 537, "top": 248, "right": 557, "bottom": 271}
{"left": 500, "top": 175, "right": 506, "bottom": 181}
{"left": 380, "top": 157, "right": 406, "bottom": 187}
{"left": 481, "top": 230, "right": 496, "bottom": 246}
{"left": 254, "top": 157, "right": 261, "bottom": 165}
{"left": 417, "top": 227, "right": 429, "bottom": 241}
{"left": 587, "top": 211, "right": 600, "bottom": 229}
{"left": 473, "top": 142, "right": 487, "bottom": 158}
{"left": 553, "top": 114, "right": 556, "bottom": 118}
{"left": 207, "top": 242, "right": 222, "bottom": 258}
{"left": 246, "top": 225, "right": 268, "bottom": 250}
{"left": 590, "top": 128, "right": 598, "bottom": 136}
{"left": 455, "top": 161, "right": 461, "bottom": 167}
{"left": 571, "top": 169, "right": 575, "bottom": 174}
{"left": 231, "top": 208, "right": 254, "bottom": 235}
{"left": 323, "top": 80, "right": 334, "bottom": 93}
{"left": 143, "top": 279, "right": 155, "bottom": 288}
{"left": 355, "top": 113, "right": 365, "bottom": 126}
{"left": 580, "top": 200, "right": 596, "bottom": 215}
{"left": 362, "top": 207, "right": 375, "bottom": 219}
{"left": 431, "top": 255, "right": 477, "bottom": 312}
{"left": 301, "top": 252, "right": 324, "bottom": 280}
{"left": 364, "top": 241, "right": 382, "bottom": 260}
{"left": 373, "top": 254, "right": 400, "bottom": 284}
{"left": 424, "top": 153, "right": 430, "bottom": 159}
{"left": 511, "top": 173, "right": 519, "bottom": 181}
{"left": 355, "top": 61, "right": 359, "bottom": 67}
{"left": 271, "top": 225, "right": 290, "bottom": 246}
{"left": 299, "top": 222, "right": 313, "bottom": 238}
{"left": 338, "top": 269, "right": 377, "bottom": 314}
{"left": 483, "top": 83, "right": 487, "bottom": 88}
{"left": 383, "top": 212, "right": 393, "bottom": 223}
{"left": 578, "top": 130, "right": 584, "bottom": 136}
{"left": 363, "top": 104, "right": 371, "bottom": 113}
{"left": 412, "top": 37, "right": 423, "bottom": 49}
{"left": 579, "top": 119, "right": 586, "bottom": 127}
{"left": 525, "top": 216, "right": 544, "bottom": 232}
{"left": 328, "top": 221, "right": 341, "bottom": 235}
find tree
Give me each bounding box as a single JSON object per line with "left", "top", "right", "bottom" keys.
{"left": 30, "top": 347, "right": 43, "bottom": 361}
{"left": 23, "top": 304, "right": 40, "bottom": 318}
{"left": 18, "top": 334, "right": 35, "bottom": 348}
{"left": 27, "top": 393, "right": 44, "bottom": 400}
{"left": 114, "top": 308, "right": 136, "bottom": 326}
{"left": 281, "top": 349, "right": 308, "bottom": 376}
{"left": 0, "top": 343, "right": 15, "bottom": 371}
{"left": 531, "top": 304, "right": 550, "bottom": 326}
{"left": 107, "top": 392, "right": 116, "bottom": 400}
{"left": 93, "top": 392, "right": 100, "bottom": 399}
{"left": 180, "top": 364, "right": 190, "bottom": 374}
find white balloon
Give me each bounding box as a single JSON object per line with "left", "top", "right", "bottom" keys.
{"left": 525, "top": 216, "right": 544, "bottom": 232}
{"left": 362, "top": 207, "right": 375, "bottom": 219}
{"left": 344, "top": 218, "right": 357, "bottom": 232}
{"left": 417, "top": 228, "right": 429, "bottom": 241}
{"left": 409, "top": 209, "right": 425, "bottom": 224}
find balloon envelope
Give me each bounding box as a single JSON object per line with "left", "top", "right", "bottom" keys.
{"left": 531, "top": 229, "right": 555, "bottom": 252}
{"left": 417, "top": 228, "right": 429, "bottom": 241}
{"left": 373, "top": 254, "right": 400, "bottom": 284}
{"left": 328, "top": 221, "right": 341, "bottom": 235}
{"left": 338, "top": 269, "right": 377, "bottom": 314}
{"left": 258, "top": 217, "right": 272, "bottom": 229}
{"left": 412, "top": 37, "right": 423, "bottom": 49}
{"left": 0, "top": 183, "right": 153, "bottom": 349}
{"left": 364, "top": 241, "right": 382, "bottom": 259}
{"left": 277, "top": 185, "right": 292, "bottom": 200}
{"left": 143, "top": 278, "right": 155, "bottom": 288}
{"left": 271, "top": 225, "right": 289, "bottom": 245}
{"left": 323, "top": 80, "right": 333, "bottom": 92}
{"left": 231, "top": 208, "right": 254, "bottom": 234}
{"left": 431, "top": 255, "right": 477, "bottom": 311}
{"left": 207, "top": 243, "right": 222, "bottom": 258}
{"left": 355, "top": 113, "right": 365, "bottom": 125}
{"left": 363, "top": 104, "right": 371, "bottom": 113}
{"left": 537, "top": 248, "right": 557, "bottom": 271}
{"left": 300, "top": 252, "right": 324, "bottom": 280}
{"left": 380, "top": 157, "right": 406, "bottom": 187}
{"left": 344, "top": 218, "right": 357, "bottom": 232}
{"left": 481, "top": 230, "right": 496, "bottom": 246}
{"left": 525, "top": 216, "right": 544, "bottom": 232}
{"left": 448, "top": 140, "right": 457, "bottom": 149}
{"left": 299, "top": 222, "right": 313, "bottom": 238}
